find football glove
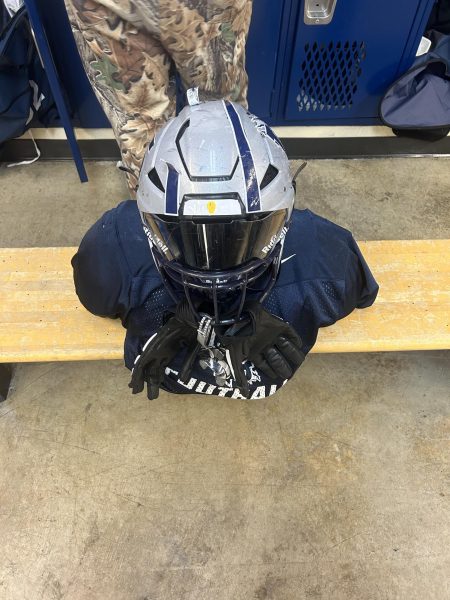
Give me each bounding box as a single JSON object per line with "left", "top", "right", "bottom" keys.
{"left": 128, "top": 300, "right": 198, "bottom": 400}
{"left": 217, "top": 303, "right": 305, "bottom": 397}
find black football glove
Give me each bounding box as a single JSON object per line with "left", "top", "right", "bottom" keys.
{"left": 128, "top": 300, "right": 199, "bottom": 400}
{"left": 217, "top": 303, "right": 305, "bottom": 397}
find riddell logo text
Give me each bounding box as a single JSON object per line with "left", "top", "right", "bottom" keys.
{"left": 262, "top": 226, "right": 288, "bottom": 254}
{"left": 143, "top": 226, "right": 169, "bottom": 254}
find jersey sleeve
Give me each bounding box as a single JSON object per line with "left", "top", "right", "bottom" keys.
{"left": 274, "top": 211, "right": 379, "bottom": 356}
{"left": 301, "top": 232, "right": 379, "bottom": 353}
{"left": 344, "top": 235, "right": 379, "bottom": 313}
{"left": 71, "top": 205, "right": 131, "bottom": 322}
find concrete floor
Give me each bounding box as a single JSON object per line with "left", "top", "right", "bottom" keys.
{"left": 0, "top": 158, "right": 449, "bottom": 599}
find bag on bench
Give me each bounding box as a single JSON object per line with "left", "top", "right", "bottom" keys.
{"left": 380, "top": 33, "right": 450, "bottom": 141}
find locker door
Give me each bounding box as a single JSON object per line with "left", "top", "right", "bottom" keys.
{"left": 283, "top": 0, "right": 434, "bottom": 123}
{"left": 246, "top": 0, "right": 286, "bottom": 119}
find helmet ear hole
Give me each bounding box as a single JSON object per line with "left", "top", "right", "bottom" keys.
{"left": 148, "top": 168, "right": 165, "bottom": 192}
{"left": 260, "top": 164, "right": 279, "bottom": 189}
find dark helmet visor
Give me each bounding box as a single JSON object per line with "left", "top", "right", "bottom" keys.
{"left": 143, "top": 209, "right": 288, "bottom": 271}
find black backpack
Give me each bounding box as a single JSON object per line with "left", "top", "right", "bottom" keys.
{"left": 0, "top": 4, "right": 56, "bottom": 146}
{"left": 427, "top": 0, "right": 450, "bottom": 35}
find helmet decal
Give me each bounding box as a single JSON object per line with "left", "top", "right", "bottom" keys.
{"left": 165, "top": 163, "right": 179, "bottom": 214}
{"left": 224, "top": 101, "right": 261, "bottom": 212}
{"left": 264, "top": 124, "right": 283, "bottom": 149}
{"left": 247, "top": 112, "right": 283, "bottom": 148}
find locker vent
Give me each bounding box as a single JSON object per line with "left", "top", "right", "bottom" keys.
{"left": 297, "top": 41, "right": 366, "bottom": 112}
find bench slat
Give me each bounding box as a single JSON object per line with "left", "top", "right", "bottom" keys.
{"left": 0, "top": 241, "right": 449, "bottom": 363}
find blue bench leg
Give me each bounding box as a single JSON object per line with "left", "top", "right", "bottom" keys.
{"left": 0, "top": 364, "right": 13, "bottom": 402}
{"left": 24, "top": 0, "right": 88, "bottom": 183}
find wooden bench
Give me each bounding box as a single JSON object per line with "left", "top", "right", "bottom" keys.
{"left": 0, "top": 240, "right": 449, "bottom": 398}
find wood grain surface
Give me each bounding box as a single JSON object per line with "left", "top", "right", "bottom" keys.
{"left": 0, "top": 240, "right": 449, "bottom": 362}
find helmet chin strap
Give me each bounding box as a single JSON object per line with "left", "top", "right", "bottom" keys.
{"left": 292, "top": 161, "right": 307, "bottom": 193}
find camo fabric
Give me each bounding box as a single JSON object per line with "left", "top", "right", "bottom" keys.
{"left": 64, "top": 0, "right": 252, "bottom": 193}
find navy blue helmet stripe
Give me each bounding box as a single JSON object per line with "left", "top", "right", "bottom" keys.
{"left": 265, "top": 124, "right": 284, "bottom": 149}
{"left": 166, "top": 164, "right": 179, "bottom": 214}
{"left": 224, "top": 102, "right": 261, "bottom": 212}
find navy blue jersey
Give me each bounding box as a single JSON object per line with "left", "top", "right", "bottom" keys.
{"left": 72, "top": 201, "right": 378, "bottom": 398}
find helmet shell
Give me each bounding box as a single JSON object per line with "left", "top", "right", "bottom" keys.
{"left": 137, "top": 100, "right": 294, "bottom": 219}
{"left": 136, "top": 100, "right": 295, "bottom": 325}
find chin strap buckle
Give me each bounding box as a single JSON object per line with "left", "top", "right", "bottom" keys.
{"left": 197, "top": 315, "right": 216, "bottom": 349}
{"left": 196, "top": 315, "right": 232, "bottom": 386}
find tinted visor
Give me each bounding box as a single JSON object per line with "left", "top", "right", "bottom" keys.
{"left": 143, "top": 209, "right": 288, "bottom": 271}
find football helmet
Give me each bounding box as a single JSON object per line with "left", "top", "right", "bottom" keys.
{"left": 136, "top": 98, "right": 295, "bottom": 325}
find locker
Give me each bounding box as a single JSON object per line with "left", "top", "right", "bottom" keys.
{"left": 281, "top": 0, "right": 435, "bottom": 124}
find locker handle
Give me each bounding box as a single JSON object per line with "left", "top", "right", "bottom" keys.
{"left": 304, "top": 0, "right": 337, "bottom": 25}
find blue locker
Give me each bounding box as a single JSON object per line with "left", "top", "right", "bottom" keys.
{"left": 280, "top": 0, "right": 435, "bottom": 124}
{"left": 28, "top": 0, "right": 435, "bottom": 127}
{"left": 245, "top": 0, "right": 286, "bottom": 120}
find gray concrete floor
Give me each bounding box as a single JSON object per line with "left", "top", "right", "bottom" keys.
{"left": 0, "top": 158, "right": 449, "bottom": 599}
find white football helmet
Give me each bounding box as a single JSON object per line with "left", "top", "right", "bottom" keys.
{"left": 137, "top": 99, "right": 295, "bottom": 325}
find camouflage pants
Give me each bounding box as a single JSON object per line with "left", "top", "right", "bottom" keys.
{"left": 64, "top": 0, "right": 253, "bottom": 193}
